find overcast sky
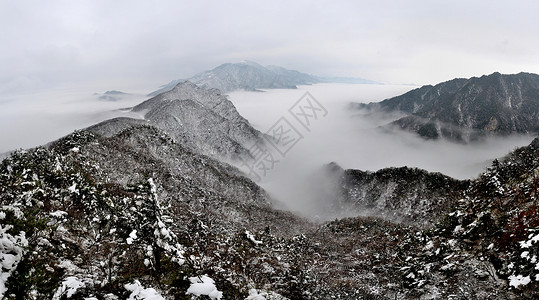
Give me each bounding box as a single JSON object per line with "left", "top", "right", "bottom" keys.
{"left": 1, "top": 0, "right": 539, "bottom": 95}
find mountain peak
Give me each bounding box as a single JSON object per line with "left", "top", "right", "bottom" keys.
{"left": 169, "top": 80, "right": 201, "bottom": 92}
{"left": 126, "top": 81, "right": 260, "bottom": 160}
{"left": 238, "top": 60, "right": 265, "bottom": 68}
{"left": 148, "top": 61, "right": 320, "bottom": 95}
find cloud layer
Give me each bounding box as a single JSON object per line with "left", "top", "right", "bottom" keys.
{"left": 228, "top": 84, "right": 535, "bottom": 217}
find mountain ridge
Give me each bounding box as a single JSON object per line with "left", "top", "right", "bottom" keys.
{"left": 149, "top": 61, "right": 377, "bottom": 96}
{"left": 89, "top": 81, "right": 267, "bottom": 161}
{"left": 356, "top": 72, "right": 539, "bottom": 142}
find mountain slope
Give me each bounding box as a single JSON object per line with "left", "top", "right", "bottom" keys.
{"left": 357, "top": 72, "right": 539, "bottom": 141}
{"left": 318, "top": 137, "right": 539, "bottom": 298}
{"left": 3, "top": 76, "right": 539, "bottom": 298}
{"left": 3, "top": 129, "right": 539, "bottom": 298}
{"left": 399, "top": 136, "right": 539, "bottom": 298}
{"left": 332, "top": 164, "right": 470, "bottom": 226}
{"left": 0, "top": 127, "right": 312, "bottom": 299}
{"left": 89, "top": 81, "right": 266, "bottom": 161}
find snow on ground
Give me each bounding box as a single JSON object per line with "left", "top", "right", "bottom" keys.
{"left": 186, "top": 275, "right": 223, "bottom": 299}
{"left": 127, "top": 229, "right": 138, "bottom": 244}
{"left": 52, "top": 276, "right": 86, "bottom": 299}
{"left": 245, "top": 230, "right": 262, "bottom": 245}
{"left": 0, "top": 225, "right": 28, "bottom": 298}
{"left": 125, "top": 280, "right": 165, "bottom": 300}
{"left": 245, "top": 288, "right": 288, "bottom": 300}
{"left": 509, "top": 275, "right": 531, "bottom": 288}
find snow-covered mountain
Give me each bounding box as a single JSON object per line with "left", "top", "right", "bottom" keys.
{"left": 149, "top": 61, "right": 377, "bottom": 96}
{"left": 2, "top": 80, "right": 539, "bottom": 299}
{"left": 355, "top": 72, "right": 539, "bottom": 142}
{"left": 320, "top": 162, "right": 470, "bottom": 226}
{"left": 149, "top": 61, "right": 319, "bottom": 95}
{"left": 89, "top": 81, "right": 266, "bottom": 161}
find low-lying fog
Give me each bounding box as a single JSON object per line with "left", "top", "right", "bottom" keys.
{"left": 228, "top": 83, "right": 535, "bottom": 217}
{"left": 1, "top": 83, "right": 534, "bottom": 219}
{"left": 0, "top": 87, "right": 147, "bottom": 154}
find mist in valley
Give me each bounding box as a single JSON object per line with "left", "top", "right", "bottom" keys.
{"left": 0, "top": 82, "right": 535, "bottom": 219}
{"left": 228, "top": 83, "right": 535, "bottom": 218}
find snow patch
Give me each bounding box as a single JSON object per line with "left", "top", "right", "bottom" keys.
{"left": 186, "top": 275, "right": 222, "bottom": 299}
{"left": 0, "top": 225, "right": 28, "bottom": 298}
{"left": 52, "top": 276, "right": 86, "bottom": 299}
{"left": 148, "top": 178, "right": 157, "bottom": 195}
{"left": 68, "top": 183, "right": 79, "bottom": 194}
{"left": 50, "top": 210, "right": 68, "bottom": 218}
{"left": 245, "top": 288, "right": 288, "bottom": 300}
{"left": 125, "top": 280, "right": 165, "bottom": 300}
{"left": 509, "top": 274, "right": 531, "bottom": 288}
{"left": 127, "top": 230, "right": 138, "bottom": 245}
{"left": 245, "top": 230, "right": 262, "bottom": 245}
{"left": 423, "top": 240, "right": 434, "bottom": 251}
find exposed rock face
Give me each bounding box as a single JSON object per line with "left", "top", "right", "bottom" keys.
{"left": 356, "top": 72, "right": 539, "bottom": 141}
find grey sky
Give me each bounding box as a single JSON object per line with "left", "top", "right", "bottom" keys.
{"left": 1, "top": 0, "right": 539, "bottom": 94}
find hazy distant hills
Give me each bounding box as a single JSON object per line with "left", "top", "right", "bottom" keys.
{"left": 149, "top": 60, "right": 377, "bottom": 96}
{"left": 356, "top": 72, "right": 539, "bottom": 141}
{"left": 94, "top": 90, "right": 129, "bottom": 101}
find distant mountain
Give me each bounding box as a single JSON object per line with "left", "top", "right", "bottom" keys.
{"left": 356, "top": 72, "right": 539, "bottom": 141}
{"left": 149, "top": 61, "right": 318, "bottom": 96}
{"left": 95, "top": 90, "right": 129, "bottom": 101}
{"left": 149, "top": 61, "right": 376, "bottom": 96}
{"left": 89, "top": 81, "right": 267, "bottom": 160}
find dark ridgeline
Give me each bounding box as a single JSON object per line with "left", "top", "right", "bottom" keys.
{"left": 356, "top": 72, "right": 539, "bottom": 142}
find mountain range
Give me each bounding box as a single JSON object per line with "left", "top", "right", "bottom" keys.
{"left": 149, "top": 61, "right": 378, "bottom": 96}
{"left": 355, "top": 72, "right": 539, "bottom": 142}
{"left": 2, "top": 75, "right": 539, "bottom": 299}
